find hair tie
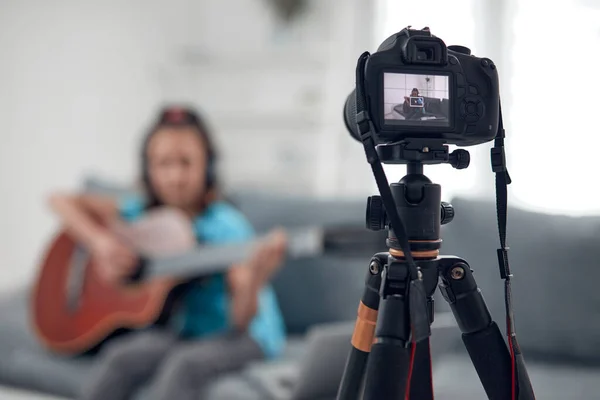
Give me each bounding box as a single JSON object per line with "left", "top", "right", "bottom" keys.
{"left": 164, "top": 108, "right": 187, "bottom": 123}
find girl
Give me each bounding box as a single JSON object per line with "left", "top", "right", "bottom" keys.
{"left": 49, "top": 107, "right": 288, "bottom": 400}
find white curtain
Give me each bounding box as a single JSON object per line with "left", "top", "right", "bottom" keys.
{"left": 376, "top": 0, "right": 600, "bottom": 216}
{"left": 506, "top": 0, "right": 600, "bottom": 216}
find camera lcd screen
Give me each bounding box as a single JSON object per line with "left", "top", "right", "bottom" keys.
{"left": 383, "top": 72, "right": 450, "bottom": 127}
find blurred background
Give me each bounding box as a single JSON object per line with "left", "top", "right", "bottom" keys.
{"left": 2, "top": 0, "right": 600, "bottom": 290}
{"left": 1, "top": 0, "right": 599, "bottom": 399}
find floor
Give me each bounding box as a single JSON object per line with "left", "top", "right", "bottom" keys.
{"left": 0, "top": 388, "right": 65, "bottom": 400}
{"left": 432, "top": 353, "right": 600, "bottom": 400}
{"left": 2, "top": 349, "right": 599, "bottom": 399}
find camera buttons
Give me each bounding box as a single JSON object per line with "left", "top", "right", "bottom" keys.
{"left": 476, "top": 101, "right": 484, "bottom": 116}
{"left": 465, "top": 113, "right": 479, "bottom": 123}
{"left": 460, "top": 97, "right": 484, "bottom": 123}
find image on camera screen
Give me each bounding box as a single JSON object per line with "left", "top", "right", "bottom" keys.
{"left": 384, "top": 72, "right": 450, "bottom": 127}
{"left": 410, "top": 97, "right": 424, "bottom": 107}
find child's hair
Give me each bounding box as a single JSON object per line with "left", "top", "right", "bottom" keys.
{"left": 140, "top": 105, "right": 219, "bottom": 209}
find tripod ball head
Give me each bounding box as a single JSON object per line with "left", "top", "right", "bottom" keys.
{"left": 366, "top": 196, "right": 454, "bottom": 231}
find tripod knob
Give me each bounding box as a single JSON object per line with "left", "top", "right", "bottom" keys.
{"left": 366, "top": 196, "right": 386, "bottom": 231}
{"left": 449, "top": 149, "right": 470, "bottom": 169}
{"left": 441, "top": 201, "right": 455, "bottom": 225}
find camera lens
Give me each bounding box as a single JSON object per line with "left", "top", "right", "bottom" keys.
{"left": 343, "top": 90, "right": 361, "bottom": 142}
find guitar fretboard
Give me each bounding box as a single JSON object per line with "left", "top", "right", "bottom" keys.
{"left": 146, "top": 226, "right": 325, "bottom": 279}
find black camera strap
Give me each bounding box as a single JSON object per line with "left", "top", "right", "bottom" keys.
{"left": 491, "top": 105, "right": 534, "bottom": 400}
{"left": 354, "top": 52, "right": 431, "bottom": 345}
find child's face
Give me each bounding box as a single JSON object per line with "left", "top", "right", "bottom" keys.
{"left": 146, "top": 127, "right": 208, "bottom": 210}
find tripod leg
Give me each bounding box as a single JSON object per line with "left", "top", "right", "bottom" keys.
{"left": 336, "top": 254, "right": 385, "bottom": 400}
{"left": 407, "top": 300, "right": 435, "bottom": 400}
{"left": 438, "top": 257, "right": 534, "bottom": 400}
{"left": 362, "top": 286, "right": 412, "bottom": 400}
{"left": 361, "top": 256, "right": 438, "bottom": 400}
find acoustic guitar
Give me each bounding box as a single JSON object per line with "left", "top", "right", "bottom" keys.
{"left": 30, "top": 208, "right": 326, "bottom": 356}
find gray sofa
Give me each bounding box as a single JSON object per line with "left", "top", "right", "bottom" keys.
{"left": 1, "top": 186, "right": 600, "bottom": 399}
{"left": 0, "top": 186, "right": 397, "bottom": 400}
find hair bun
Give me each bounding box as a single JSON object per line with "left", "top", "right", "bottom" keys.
{"left": 159, "top": 106, "right": 200, "bottom": 125}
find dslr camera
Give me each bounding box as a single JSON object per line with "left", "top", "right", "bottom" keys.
{"left": 344, "top": 26, "right": 500, "bottom": 150}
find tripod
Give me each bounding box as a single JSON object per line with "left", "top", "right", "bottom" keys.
{"left": 335, "top": 143, "right": 535, "bottom": 400}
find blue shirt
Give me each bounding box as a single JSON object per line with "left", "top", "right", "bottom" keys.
{"left": 119, "top": 197, "right": 287, "bottom": 359}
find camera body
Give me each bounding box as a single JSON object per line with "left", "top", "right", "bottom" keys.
{"left": 347, "top": 27, "right": 500, "bottom": 147}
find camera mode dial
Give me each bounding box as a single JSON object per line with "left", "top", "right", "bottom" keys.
{"left": 448, "top": 45, "right": 471, "bottom": 55}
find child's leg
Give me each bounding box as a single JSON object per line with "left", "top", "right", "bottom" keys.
{"left": 80, "top": 329, "right": 177, "bottom": 400}
{"left": 151, "top": 332, "right": 264, "bottom": 400}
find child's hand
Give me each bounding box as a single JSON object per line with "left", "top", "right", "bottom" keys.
{"left": 227, "top": 228, "right": 288, "bottom": 331}
{"left": 250, "top": 228, "right": 287, "bottom": 288}
{"left": 91, "top": 233, "right": 139, "bottom": 284}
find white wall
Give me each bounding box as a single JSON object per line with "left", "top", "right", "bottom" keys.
{"left": 161, "top": 0, "right": 375, "bottom": 197}
{"left": 0, "top": 0, "right": 375, "bottom": 291}
{"left": 504, "top": 0, "right": 600, "bottom": 216}
{"left": 377, "top": 0, "right": 600, "bottom": 217}
{"left": 0, "top": 0, "right": 172, "bottom": 290}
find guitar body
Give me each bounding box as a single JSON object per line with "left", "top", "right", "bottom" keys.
{"left": 31, "top": 208, "right": 195, "bottom": 355}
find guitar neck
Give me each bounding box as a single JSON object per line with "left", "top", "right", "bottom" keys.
{"left": 145, "top": 226, "right": 325, "bottom": 280}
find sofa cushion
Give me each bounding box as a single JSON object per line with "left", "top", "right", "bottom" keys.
{"left": 270, "top": 255, "right": 370, "bottom": 334}
{"left": 440, "top": 197, "right": 600, "bottom": 363}
{"left": 0, "top": 290, "right": 90, "bottom": 398}
{"left": 0, "top": 289, "right": 308, "bottom": 399}
{"left": 228, "top": 192, "right": 367, "bottom": 233}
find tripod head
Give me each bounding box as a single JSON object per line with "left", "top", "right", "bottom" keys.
{"left": 366, "top": 195, "right": 454, "bottom": 233}
{"left": 365, "top": 140, "right": 467, "bottom": 254}
{"left": 376, "top": 139, "right": 470, "bottom": 168}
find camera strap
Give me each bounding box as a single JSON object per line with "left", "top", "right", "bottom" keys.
{"left": 491, "top": 105, "right": 533, "bottom": 400}
{"left": 354, "top": 52, "right": 431, "bottom": 345}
